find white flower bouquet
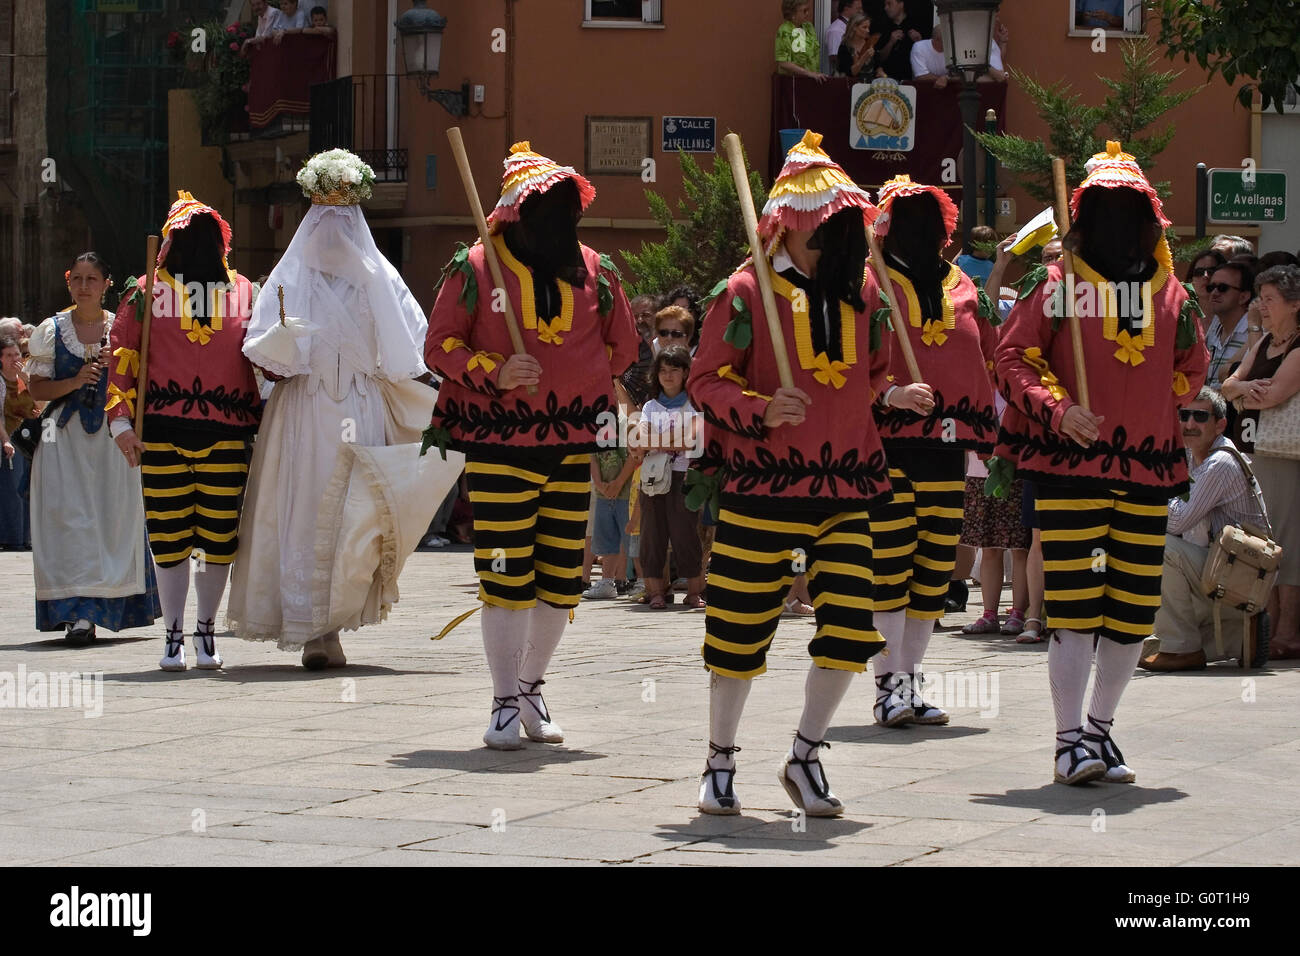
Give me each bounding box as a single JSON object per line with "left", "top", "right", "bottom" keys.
{"left": 297, "top": 148, "right": 376, "bottom": 205}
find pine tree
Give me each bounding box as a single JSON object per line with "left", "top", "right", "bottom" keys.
{"left": 621, "top": 150, "right": 766, "bottom": 298}
{"left": 973, "top": 39, "right": 1199, "bottom": 205}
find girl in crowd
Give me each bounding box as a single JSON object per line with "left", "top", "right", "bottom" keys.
{"left": 635, "top": 342, "right": 704, "bottom": 610}
{"left": 25, "top": 253, "right": 159, "bottom": 643}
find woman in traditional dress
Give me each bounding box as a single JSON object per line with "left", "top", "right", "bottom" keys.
{"left": 26, "top": 253, "right": 159, "bottom": 643}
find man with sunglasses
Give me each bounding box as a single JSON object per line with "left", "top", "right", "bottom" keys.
{"left": 1141, "top": 388, "right": 1268, "bottom": 670}
{"left": 1205, "top": 261, "right": 1255, "bottom": 387}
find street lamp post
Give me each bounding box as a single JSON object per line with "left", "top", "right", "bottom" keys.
{"left": 934, "top": 0, "right": 1001, "bottom": 253}
{"left": 396, "top": 0, "right": 470, "bottom": 117}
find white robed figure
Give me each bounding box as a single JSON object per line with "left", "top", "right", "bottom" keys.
{"left": 228, "top": 149, "right": 461, "bottom": 667}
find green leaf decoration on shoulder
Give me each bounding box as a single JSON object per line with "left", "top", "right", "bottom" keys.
{"left": 870, "top": 307, "right": 893, "bottom": 352}
{"left": 701, "top": 276, "right": 730, "bottom": 309}
{"left": 435, "top": 243, "right": 478, "bottom": 315}
{"left": 877, "top": 287, "right": 892, "bottom": 308}
{"left": 1177, "top": 282, "right": 1204, "bottom": 349}
{"left": 977, "top": 287, "right": 1002, "bottom": 327}
{"left": 419, "top": 423, "right": 451, "bottom": 461}
{"left": 598, "top": 252, "right": 622, "bottom": 281}
{"left": 982, "top": 455, "right": 1015, "bottom": 499}
{"left": 1176, "top": 294, "right": 1201, "bottom": 349}
{"left": 123, "top": 276, "right": 146, "bottom": 317}
{"left": 723, "top": 294, "right": 753, "bottom": 349}
{"left": 1048, "top": 279, "right": 1066, "bottom": 332}
{"left": 1015, "top": 263, "right": 1049, "bottom": 301}
{"left": 597, "top": 272, "right": 614, "bottom": 316}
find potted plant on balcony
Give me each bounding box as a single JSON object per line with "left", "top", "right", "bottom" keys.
{"left": 190, "top": 18, "right": 254, "bottom": 146}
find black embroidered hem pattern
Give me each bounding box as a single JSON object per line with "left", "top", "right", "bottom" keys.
{"left": 435, "top": 392, "right": 613, "bottom": 444}
{"left": 145, "top": 378, "right": 261, "bottom": 424}
{"left": 874, "top": 390, "right": 998, "bottom": 442}
{"left": 721, "top": 440, "right": 890, "bottom": 499}
{"left": 997, "top": 424, "right": 1189, "bottom": 488}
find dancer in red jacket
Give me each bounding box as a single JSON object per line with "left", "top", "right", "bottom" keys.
{"left": 995, "top": 142, "right": 1208, "bottom": 784}
{"left": 425, "top": 142, "right": 640, "bottom": 750}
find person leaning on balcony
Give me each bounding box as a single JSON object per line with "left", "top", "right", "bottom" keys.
{"left": 836, "top": 13, "right": 882, "bottom": 79}
{"left": 304, "top": 6, "right": 334, "bottom": 35}
{"left": 269, "top": 0, "right": 313, "bottom": 44}
{"left": 775, "top": 0, "right": 825, "bottom": 83}
{"left": 243, "top": 0, "right": 286, "bottom": 52}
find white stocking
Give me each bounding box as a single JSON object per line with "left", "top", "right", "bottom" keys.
{"left": 1049, "top": 629, "right": 1095, "bottom": 739}
{"left": 154, "top": 560, "right": 191, "bottom": 635}
{"left": 870, "top": 610, "right": 907, "bottom": 678}
{"left": 193, "top": 563, "right": 230, "bottom": 633}
{"left": 901, "top": 614, "right": 936, "bottom": 674}
{"left": 796, "top": 664, "right": 854, "bottom": 749}
{"left": 481, "top": 604, "right": 528, "bottom": 698}
{"left": 1087, "top": 638, "right": 1143, "bottom": 729}
{"left": 519, "top": 602, "right": 569, "bottom": 685}
{"left": 707, "top": 672, "right": 752, "bottom": 757}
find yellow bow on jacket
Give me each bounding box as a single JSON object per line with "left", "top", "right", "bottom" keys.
{"left": 1021, "top": 347, "right": 1069, "bottom": 402}
{"left": 921, "top": 320, "right": 948, "bottom": 348}
{"left": 467, "top": 350, "right": 503, "bottom": 374}
{"left": 186, "top": 323, "right": 214, "bottom": 346}
{"left": 810, "top": 352, "right": 849, "bottom": 389}
{"left": 536, "top": 319, "right": 564, "bottom": 346}
{"left": 104, "top": 383, "right": 136, "bottom": 417}
{"left": 1113, "top": 329, "right": 1145, "bottom": 366}
{"left": 113, "top": 347, "right": 140, "bottom": 377}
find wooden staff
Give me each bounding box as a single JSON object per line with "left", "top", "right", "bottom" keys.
{"left": 722, "top": 132, "right": 793, "bottom": 390}
{"left": 277, "top": 284, "right": 286, "bottom": 326}
{"left": 133, "top": 234, "right": 160, "bottom": 436}
{"left": 445, "top": 126, "right": 536, "bottom": 395}
{"left": 865, "top": 224, "right": 923, "bottom": 384}
{"left": 1052, "top": 157, "right": 1089, "bottom": 408}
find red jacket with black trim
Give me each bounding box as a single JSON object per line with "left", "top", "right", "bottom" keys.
{"left": 424, "top": 238, "right": 640, "bottom": 455}
{"left": 994, "top": 258, "right": 1209, "bottom": 495}
{"left": 687, "top": 258, "right": 894, "bottom": 509}
{"left": 871, "top": 260, "right": 1000, "bottom": 453}
{"left": 108, "top": 270, "right": 261, "bottom": 436}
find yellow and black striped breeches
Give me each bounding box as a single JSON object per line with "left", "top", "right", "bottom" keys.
{"left": 465, "top": 450, "right": 591, "bottom": 610}
{"left": 869, "top": 447, "right": 965, "bottom": 619}
{"left": 702, "top": 505, "right": 882, "bottom": 679}
{"left": 1035, "top": 487, "right": 1168, "bottom": 644}
{"left": 142, "top": 435, "right": 250, "bottom": 567}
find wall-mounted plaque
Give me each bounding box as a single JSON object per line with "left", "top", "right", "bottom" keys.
{"left": 585, "top": 116, "right": 654, "bottom": 176}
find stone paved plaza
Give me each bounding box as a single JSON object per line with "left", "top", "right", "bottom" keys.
{"left": 0, "top": 548, "right": 1297, "bottom": 867}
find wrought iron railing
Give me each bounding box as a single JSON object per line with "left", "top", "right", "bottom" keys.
{"left": 310, "top": 74, "right": 408, "bottom": 182}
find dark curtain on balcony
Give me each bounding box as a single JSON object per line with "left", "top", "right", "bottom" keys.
{"left": 247, "top": 33, "right": 335, "bottom": 128}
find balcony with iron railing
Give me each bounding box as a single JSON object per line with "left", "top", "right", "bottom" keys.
{"left": 309, "top": 74, "right": 408, "bottom": 185}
